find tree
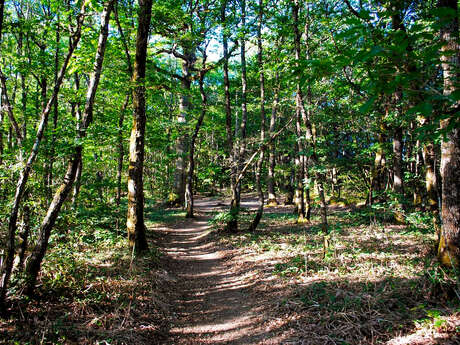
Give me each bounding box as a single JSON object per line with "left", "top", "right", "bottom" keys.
{"left": 126, "top": 0, "right": 153, "bottom": 253}
{"left": 437, "top": 0, "right": 460, "bottom": 267}
{"left": 0, "top": 0, "right": 87, "bottom": 307}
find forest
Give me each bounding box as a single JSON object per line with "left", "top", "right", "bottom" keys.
{"left": 0, "top": 0, "right": 459, "bottom": 344}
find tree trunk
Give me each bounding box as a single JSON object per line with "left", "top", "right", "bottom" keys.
{"left": 267, "top": 71, "right": 279, "bottom": 206}
{"left": 392, "top": 126, "right": 405, "bottom": 223}
{"left": 222, "top": 0, "right": 237, "bottom": 232}
{"left": 114, "top": 7, "right": 133, "bottom": 220}
{"left": 25, "top": 155, "right": 80, "bottom": 294}
{"left": 422, "top": 138, "right": 440, "bottom": 233}
{"left": 186, "top": 54, "right": 208, "bottom": 218}
{"left": 293, "top": 0, "right": 327, "bottom": 229}
{"left": 294, "top": 118, "right": 306, "bottom": 221}
{"left": 126, "top": 0, "right": 152, "bottom": 253}
{"left": 17, "top": 194, "right": 30, "bottom": 272}
{"left": 71, "top": 74, "right": 82, "bottom": 207}
{"left": 116, "top": 95, "right": 129, "bottom": 207}
{"left": 248, "top": 0, "right": 266, "bottom": 232}
{"left": 47, "top": 17, "right": 61, "bottom": 200}
{"left": 369, "top": 128, "right": 386, "bottom": 206}
{"left": 237, "top": 0, "right": 248, "bottom": 209}
{"left": 437, "top": 0, "right": 460, "bottom": 268}
{"left": 392, "top": 127, "right": 403, "bottom": 194}
{"left": 174, "top": 75, "right": 191, "bottom": 205}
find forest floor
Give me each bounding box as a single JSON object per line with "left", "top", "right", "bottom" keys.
{"left": 1, "top": 194, "right": 460, "bottom": 344}
{"left": 156, "top": 195, "right": 460, "bottom": 345}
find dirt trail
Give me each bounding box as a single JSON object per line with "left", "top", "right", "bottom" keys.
{"left": 157, "top": 197, "right": 282, "bottom": 345}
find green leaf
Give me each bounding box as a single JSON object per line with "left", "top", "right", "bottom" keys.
{"left": 359, "top": 95, "right": 377, "bottom": 114}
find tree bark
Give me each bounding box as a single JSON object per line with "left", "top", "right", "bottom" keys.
{"left": 294, "top": 112, "right": 306, "bottom": 221}
{"left": 248, "top": 0, "right": 266, "bottom": 232}
{"left": 174, "top": 75, "right": 191, "bottom": 205}
{"left": 437, "top": 0, "right": 460, "bottom": 268}
{"left": 47, "top": 16, "right": 61, "bottom": 200}
{"left": 114, "top": 5, "right": 133, "bottom": 209}
{"left": 185, "top": 52, "right": 208, "bottom": 218}
{"left": 293, "top": 0, "right": 327, "bottom": 229}
{"left": 237, "top": 0, "right": 248, "bottom": 208}
{"left": 422, "top": 136, "right": 440, "bottom": 233}
{"left": 126, "top": 0, "right": 152, "bottom": 253}
{"left": 71, "top": 74, "right": 82, "bottom": 207}
{"left": 222, "top": 0, "right": 238, "bottom": 232}
{"left": 267, "top": 71, "right": 279, "bottom": 206}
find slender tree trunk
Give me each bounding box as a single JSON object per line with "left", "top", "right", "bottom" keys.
{"left": 174, "top": 75, "right": 191, "bottom": 205}
{"left": 71, "top": 74, "right": 82, "bottom": 207}
{"left": 392, "top": 126, "right": 403, "bottom": 194}
{"left": 392, "top": 125, "right": 405, "bottom": 223}
{"left": 294, "top": 114, "right": 306, "bottom": 221}
{"left": 24, "top": 1, "right": 114, "bottom": 295}
{"left": 25, "top": 155, "right": 80, "bottom": 294}
{"left": 248, "top": 0, "right": 266, "bottom": 232}
{"left": 423, "top": 138, "right": 440, "bottom": 233}
{"left": 237, "top": 0, "right": 248, "bottom": 208}
{"left": 390, "top": 7, "right": 406, "bottom": 223}
{"left": 267, "top": 72, "right": 279, "bottom": 206}
{"left": 0, "top": 75, "right": 23, "bottom": 144}
{"left": 0, "top": 4, "right": 87, "bottom": 307}
{"left": 437, "top": 0, "right": 460, "bottom": 267}
{"left": 126, "top": 0, "right": 152, "bottom": 253}
{"left": 18, "top": 27, "right": 28, "bottom": 141}
{"left": 17, "top": 193, "right": 30, "bottom": 272}
{"left": 47, "top": 17, "right": 60, "bottom": 198}
{"left": 186, "top": 53, "right": 208, "bottom": 218}
{"left": 284, "top": 155, "right": 295, "bottom": 205}
{"left": 222, "top": 0, "right": 237, "bottom": 232}
{"left": 293, "top": 0, "right": 327, "bottom": 229}
{"left": 114, "top": 6, "right": 133, "bottom": 219}
{"left": 369, "top": 127, "right": 386, "bottom": 206}
{"left": 116, "top": 95, "right": 129, "bottom": 206}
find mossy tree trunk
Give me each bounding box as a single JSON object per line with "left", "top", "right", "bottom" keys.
{"left": 127, "top": 0, "right": 152, "bottom": 254}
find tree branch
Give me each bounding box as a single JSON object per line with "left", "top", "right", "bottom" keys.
{"left": 150, "top": 62, "right": 186, "bottom": 82}
{"left": 235, "top": 115, "right": 294, "bottom": 186}
{"left": 0, "top": 71, "right": 23, "bottom": 142}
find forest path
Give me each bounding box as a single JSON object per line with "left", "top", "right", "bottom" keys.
{"left": 156, "top": 196, "right": 279, "bottom": 345}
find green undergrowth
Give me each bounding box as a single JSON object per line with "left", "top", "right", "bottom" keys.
{"left": 1, "top": 200, "right": 169, "bottom": 344}
{"left": 145, "top": 206, "right": 187, "bottom": 226}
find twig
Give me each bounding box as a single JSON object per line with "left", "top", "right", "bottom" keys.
{"left": 235, "top": 116, "right": 294, "bottom": 186}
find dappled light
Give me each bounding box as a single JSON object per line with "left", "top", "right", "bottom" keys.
{"left": 1, "top": 0, "right": 459, "bottom": 343}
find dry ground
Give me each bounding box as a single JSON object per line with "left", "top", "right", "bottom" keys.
{"left": 157, "top": 196, "right": 460, "bottom": 345}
